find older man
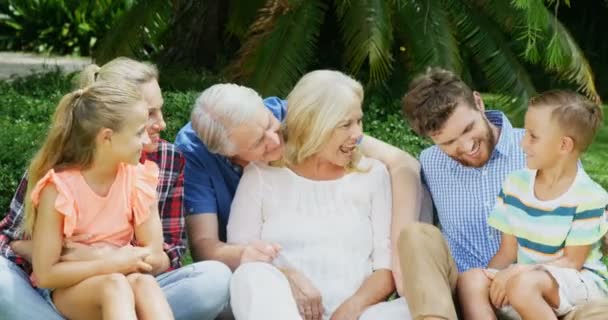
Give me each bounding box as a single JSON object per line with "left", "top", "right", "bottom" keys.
{"left": 174, "top": 83, "right": 425, "bottom": 301}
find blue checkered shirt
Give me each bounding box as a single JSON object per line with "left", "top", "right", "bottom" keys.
{"left": 420, "top": 111, "right": 526, "bottom": 272}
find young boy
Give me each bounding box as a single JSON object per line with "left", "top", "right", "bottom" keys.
{"left": 457, "top": 90, "right": 608, "bottom": 320}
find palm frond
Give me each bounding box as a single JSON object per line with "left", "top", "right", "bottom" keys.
{"left": 473, "top": 0, "right": 600, "bottom": 104}
{"left": 225, "top": 0, "right": 267, "bottom": 40}
{"left": 226, "top": 0, "right": 327, "bottom": 96}
{"left": 93, "top": 0, "right": 170, "bottom": 64}
{"left": 334, "top": 0, "right": 394, "bottom": 83}
{"left": 510, "top": 1, "right": 598, "bottom": 102}
{"left": 448, "top": 0, "right": 536, "bottom": 125}
{"left": 510, "top": 0, "right": 548, "bottom": 63}
{"left": 543, "top": 13, "right": 599, "bottom": 103}
{"left": 510, "top": 1, "right": 547, "bottom": 40}
{"left": 393, "top": 0, "right": 462, "bottom": 75}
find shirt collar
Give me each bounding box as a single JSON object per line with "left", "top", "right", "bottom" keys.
{"left": 140, "top": 139, "right": 168, "bottom": 164}
{"left": 448, "top": 110, "right": 515, "bottom": 170}
{"left": 221, "top": 154, "right": 244, "bottom": 174}
{"left": 487, "top": 110, "right": 514, "bottom": 158}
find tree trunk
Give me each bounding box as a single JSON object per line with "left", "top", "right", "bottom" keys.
{"left": 160, "top": 0, "right": 228, "bottom": 69}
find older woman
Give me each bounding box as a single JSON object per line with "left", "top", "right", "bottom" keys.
{"left": 227, "top": 70, "right": 411, "bottom": 320}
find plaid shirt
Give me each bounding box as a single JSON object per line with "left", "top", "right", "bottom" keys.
{"left": 0, "top": 139, "right": 186, "bottom": 273}
{"left": 421, "top": 111, "right": 526, "bottom": 272}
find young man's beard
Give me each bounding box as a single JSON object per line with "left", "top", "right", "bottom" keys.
{"left": 451, "top": 118, "right": 497, "bottom": 168}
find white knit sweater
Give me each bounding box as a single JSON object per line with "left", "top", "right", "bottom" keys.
{"left": 227, "top": 157, "right": 392, "bottom": 317}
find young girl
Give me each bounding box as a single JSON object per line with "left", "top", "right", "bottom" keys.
{"left": 22, "top": 81, "right": 174, "bottom": 320}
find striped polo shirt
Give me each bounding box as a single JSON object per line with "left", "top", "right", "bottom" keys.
{"left": 488, "top": 168, "right": 608, "bottom": 289}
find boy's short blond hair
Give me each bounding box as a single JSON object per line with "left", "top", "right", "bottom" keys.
{"left": 529, "top": 90, "right": 603, "bottom": 152}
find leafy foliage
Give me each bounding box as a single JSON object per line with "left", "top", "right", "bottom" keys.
{"left": 2, "top": 0, "right": 603, "bottom": 107}
{"left": 0, "top": 0, "right": 132, "bottom": 55}
{"left": 1, "top": 72, "right": 606, "bottom": 220}
{"left": 335, "top": 0, "right": 394, "bottom": 83}
{"left": 472, "top": 0, "right": 599, "bottom": 103}
{"left": 225, "top": 0, "right": 268, "bottom": 41}
{"left": 555, "top": 1, "right": 608, "bottom": 99}
{"left": 583, "top": 105, "right": 608, "bottom": 189}
{"left": 224, "top": 0, "right": 600, "bottom": 103}
{"left": 93, "top": 0, "right": 170, "bottom": 64}
{"left": 393, "top": 0, "right": 462, "bottom": 75}
{"left": 228, "top": 0, "right": 328, "bottom": 96}
{"left": 0, "top": 72, "right": 426, "bottom": 217}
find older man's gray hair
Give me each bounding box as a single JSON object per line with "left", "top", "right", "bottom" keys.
{"left": 191, "top": 83, "right": 263, "bottom": 155}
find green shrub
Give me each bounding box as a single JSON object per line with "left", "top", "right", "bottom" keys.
{"left": 0, "top": 0, "right": 131, "bottom": 55}
{"left": 0, "top": 72, "right": 426, "bottom": 215}
{"left": 362, "top": 95, "right": 431, "bottom": 156}
{"left": 582, "top": 108, "right": 608, "bottom": 189}
{"left": 161, "top": 90, "right": 198, "bottom": 140}
{"left": 0, "top": 117, "right": 48, "bottom": 209}
{"left": 0, "top": 72, "right": 68, "bottom": 121}
{"left": 1, "top": 72, "right": 607, "bottom": 219}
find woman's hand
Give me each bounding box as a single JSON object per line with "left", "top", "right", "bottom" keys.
{"left": 283, "top": 268, "right": 324, "bottom": 320}
{"left": 330, "top": 296, "right": 365, "bottom": 320}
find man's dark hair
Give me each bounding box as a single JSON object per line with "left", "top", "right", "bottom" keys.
{"left": 401, "top": 68, "right": 476, "bottom": 136}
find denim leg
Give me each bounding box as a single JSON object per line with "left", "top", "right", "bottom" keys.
{"left": 157, "top": 260, "right": 232, "bottom": 320}
{"left": 0, "top": 257, "right": 64, "bottom": 320}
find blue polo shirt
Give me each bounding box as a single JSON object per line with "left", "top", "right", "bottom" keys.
{"left": 174, "top": 97, "right": 287, "bottom": 241}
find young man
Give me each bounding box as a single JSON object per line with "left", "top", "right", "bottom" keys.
{"left": 397, "top": 68, "right": 526, "bottom": 320}
{"left": 175, "top": 83, "right": 424, "bottom": 299}
{"left": 0, "top": 59, "right": 231, "bottom": 320}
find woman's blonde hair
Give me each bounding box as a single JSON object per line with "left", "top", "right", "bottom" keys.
{"left": 77, "top": 57, "right": 158, "bottom": 88}
{"left": 280, "top": 70, "right": 364, "bottom": 170}
{"left": 22, "top": 81, "right": 143, "bottom": 235}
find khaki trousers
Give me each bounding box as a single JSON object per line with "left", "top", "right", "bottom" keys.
{"left": 396, "top": 223, "right": 608, "bottom": 320}
{"left": 398, "top": 223, "right": 459, "bottom": 320}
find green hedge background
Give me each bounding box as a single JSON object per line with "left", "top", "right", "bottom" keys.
{"left": 1, "top": 71, "right": 607, "bottom": 218}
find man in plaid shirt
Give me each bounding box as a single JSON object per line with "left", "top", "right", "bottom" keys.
{"left": 0, "top": 58, "right": 231, "bottom": 320}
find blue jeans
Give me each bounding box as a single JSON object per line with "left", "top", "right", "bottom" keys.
{"left": 0, "top": 256, "right": 232, "bottom": 320}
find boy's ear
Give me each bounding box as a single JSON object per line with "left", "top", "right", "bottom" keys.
{"left": 560, "top": 136, "right": 575, "bottom": 153}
